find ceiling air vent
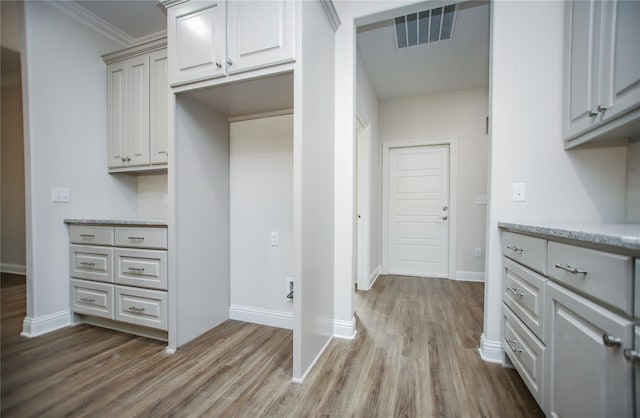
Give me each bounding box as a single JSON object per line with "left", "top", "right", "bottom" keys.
{"left": 394, "top": 4, "right": 456, "bottom": 49}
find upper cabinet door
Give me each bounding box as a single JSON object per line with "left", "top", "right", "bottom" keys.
{"left": 563, "top": 0, "right": 603, "bottom": 140}
{"left": 149, "top": 49, "right": 169, "bottom": 165}
{"left": 127, "top": 55, "right": 151, "bottom": 167}
{"left": 600, "top": 0, "right": 640, "bottom": 123}
{"left": 226, "top": 0, "right": 295, "bottom": 74}
{"left": 168, "top": 0, "right": 226, "bottom": 85}
{"left": 107, "top": 61, "right": 128, "bottom": 168}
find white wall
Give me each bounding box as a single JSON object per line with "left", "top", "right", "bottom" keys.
{"left": 379, "top": 88, "right": 489, "bottom": 278}
{"left": 21, "top": 1, "right": 138, "bottom": 334}
{"left": 627, "top": 139, "right": 640, "bottom": 223}
{"left": 356, "top": 47, "right": 380, "bottom": 283}
{"left": 137, "top": 173, "right": 168, "bottom": 220}
{"left": 229, "top": 115, "right": 294, "bottom": 328}
{"left": 483, "top": 0, "right": 628, "bottom": 361}
{"left": 1, "top": 50, "right": 26, "bottom": 274}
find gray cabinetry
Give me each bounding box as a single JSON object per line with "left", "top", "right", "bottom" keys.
{"left": 563, "top": 0, "right": 640, "bottom": 148}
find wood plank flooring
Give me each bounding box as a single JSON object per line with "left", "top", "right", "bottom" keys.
{"left": 1, "top": 273, "right": 544, "bottom": 417}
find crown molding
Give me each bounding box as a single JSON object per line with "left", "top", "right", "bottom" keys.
{"left": 102, "top": 36, "right": 167, "bottom": 64}
{"left": 48, "top": 1, "right": 135, "bottom": 48}
{"left": 320, "top": 0, "right": 341, "bottom": 32}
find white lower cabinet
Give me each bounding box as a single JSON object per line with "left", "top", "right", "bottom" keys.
{"left": 68, "top": 223, "right": 168, "bottom": 338}
{"left": 501, "top": 228, "right": 637, "bottom": 417}
{"left": 545, "top": 281, "right": 634, "bottom": 418}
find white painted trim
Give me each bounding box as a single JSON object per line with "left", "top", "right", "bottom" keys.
{"left": 165, "top": 347, "right": 177, "bottom": 354}
{"left": 229, "top": 304, "right": 293, "bottom": 330}
{"left": 1, "top": 263, "right": 26, "bottom": 275}
{"left": 479, "top": 333, "right": 504, "bottom": 364}
{"left": 356, "top": 115, "right": 371, "bottom": 291}
{"left": 320, "top": 0, "right": 342, "bottom": 32}
{"left": 333, "top": 316, "right": 357, "bottom": 339}
{"left": 368, "top": 265, "right": 381, "bottom": 288}
{"left": 292, "top": 336, "right": 333, "bottom": 384}
{"left": 21, "top": 310, "right": 71, "bottom": 337}
{"left": 47, "top": 1, "right": 134, "bottom": 48}
{"left": 456, "top": 270, "right": 485, "bottom": 282}
{"left": 136, "top": 30, "right": 168, "bottom": 46}
{"left": 227, "top": 108, "right": 294, "bottom": 123}
{"left": 381, "top": 137, "right": 458, "bottom": 280}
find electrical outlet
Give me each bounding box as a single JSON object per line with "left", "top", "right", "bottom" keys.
{"left": 475, "top": 194, "right": 487, "bottom": 205}
{"left": 51, "top": 187, "right": 70, "bottom": 203}
{"left": 271, "top": 232, "right": 279, "bottom": 246}
{"left": 474, "top": 248, "right": 482, "bottom": 258}
{"left": 512, "top": 183, "right": 526, "bottom": 202}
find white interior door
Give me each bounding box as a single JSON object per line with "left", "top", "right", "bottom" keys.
{"left": 388, "top": 145, "right": 449, "bottom": 278}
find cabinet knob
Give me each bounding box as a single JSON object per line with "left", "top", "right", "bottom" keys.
{"left": 126, "top": 156, "right": 131, "bottom": 162}
{"left": 226, "top": 58, "right": 233, "bottom": 66}
{"left": 602, "top": 334, "right": 622, "bottom": 348}
{"left": 597, "top": 104, "right": 608, "bottom": 113}
{"left": 215, "top": 62, "right": 222, "bottom": 68}
{"left": 623, "top": 348, "right": 640, "bottom": 363}
{"left": 121, "top": 157, "right": 126, "bottom": 162}
{"left": 588, "top": 110, "right": 599, "bottom": 117}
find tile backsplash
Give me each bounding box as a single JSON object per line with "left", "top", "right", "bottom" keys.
{"left": 627, "top": 138, "right": 640, "bottom": 223}
{"left": 137, "top": 173, "right": 168, "bottom": 220}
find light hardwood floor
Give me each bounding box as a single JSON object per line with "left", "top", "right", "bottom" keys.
{"left": 1, "top": 273, "right": 544, "bottom": 417}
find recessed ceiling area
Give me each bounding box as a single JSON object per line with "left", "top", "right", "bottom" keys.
{"left": 75, "top": 0, "right": 167, "bottom": 40}
{"left": 357, "top": 0, "right": 489, "bottom": 101}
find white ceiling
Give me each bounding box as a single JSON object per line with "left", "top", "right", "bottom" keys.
{"left": 74, "top": 0, "right": 167, "bottom": 41}
{"left": 357, "top": 0, "right": 490, "bottom": 101}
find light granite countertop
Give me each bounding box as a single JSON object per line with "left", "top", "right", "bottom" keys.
{"left": 64, "top": 218, "right": 168, "bottom": 226}
{"left": 498, "top": 222, "right": 640, "bottom": 252}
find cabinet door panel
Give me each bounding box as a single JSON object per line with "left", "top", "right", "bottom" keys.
{"left": 563, "top": 0, "right": 602, "bottom": 139}
{"left": 169, "top": 1, "right": 226, "bottom": 85}
{"left": 127, "top": 55, "right": 150, "bottom": 167}
{"left": 150, "top": 50, "right": 168, "bottom": 164}
{"left": 545, "top": 281, "right": 633, "bottom": 418}
{"left": 227, "top": 0, "right": 295, "bottom": 74}
{"left": 107, "top": 61, "right": 127, "bottom": 168}
{"left": 601, "top": 0, "right": 640, "bottom": 123}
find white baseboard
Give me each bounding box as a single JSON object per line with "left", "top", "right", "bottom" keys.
{"left": 369, "top": 265, "right": 381, "bottom": 288}
{"left": 1, "top": 263, "right": 26, "bottom": 275}
{"left": 229, "top": 304, "right": 293, "bottom": 330}
{"left": 456, "top": 270, "right": 485, "bottom": 282}
{"left": 292, "top": 336, "right": 333, "bottom": 384}
{"left": 21, "top": 310, "right": 71, "bottom": 337}
{"left": 479, "top": 333, "right": 504, "bottom": 364}
{"left": 333, "top": 316, "right": 357, "bottom": 339}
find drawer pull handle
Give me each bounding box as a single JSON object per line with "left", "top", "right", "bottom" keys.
{"left": 602, "top": 334, "right": 622, "bottom": 348}
{"left": 623, "top": 348, "right": 640, "bottom": 363}
{"left": 80, "top": 297, "right": 96, "bottom": 303}
{"left": 506, "top": 287, "right": 524, "bottom": 297}
{"left": 128, "top": 236, "right": 145, "bottom": 240}
{"left": 127, "top": 267, "right": 145, "bottom": 272}
{"left": 128, "top": 306, "right": 146, "bottom": 312}
{"left": 554, "top": 263, "right": 587, "bottom": 275}
{"left": 506, "top": 245, "right": 523, "bottom": 253}
{"left": 80, "top": 262, "right": 96, "bottom": 267}
{"left": 79, "top": 234, "right": 95, "bottom": 238}
{"left": 506, "top": 338, "right": 522, "bottom": 353}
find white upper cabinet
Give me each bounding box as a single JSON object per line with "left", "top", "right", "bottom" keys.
{"left": 104, "top": 39, "right": 168, "bottom": 172}
{"left": 163, "top": 0, "right": 295, "bottom": 87}
{"left": 563, "top": 0, "right": 640, "bottom": 148}
{"left": 168, "top": 0, "right": 226, "bottom": 84}
{"left": 226, "top": 0, "right": 295, "bottom": 74}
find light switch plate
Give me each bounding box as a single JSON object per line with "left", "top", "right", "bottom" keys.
{"left": 270, "top": 232, "right": 279, "bottom": 246}
{"left": 512, "top": 183, "right": 525, "bottom": 202}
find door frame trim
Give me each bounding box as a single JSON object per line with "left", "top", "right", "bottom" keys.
{"left": 381, "top": 137, "right": 457, "bottom": 279}
{"left": 355, "top": 113, "right": 372, "bottom": 290}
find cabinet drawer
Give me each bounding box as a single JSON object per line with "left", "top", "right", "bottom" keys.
{"left": 503, "top": 257, "right": 546, "bottom": 340}
{"left": 70, "top": 245, "right": 114, "bottom": 283}
{"left": 547, "top": 241, "right": 633, "bottom": 315}
{"left": 71, "top": 279, "right": 114, "bottom": 319}
{"left": 501, "top": 231, "right": 548, "bottom": 275}
{"left": 115, "top": 248, "right": 167, "bottom": 290}
{"left": 69, "top": 225, "right": 114, "bottom": 246}
{"left": 115, "top": 227, "right": 167, "bottom": 249}
{"left": 115, "top": 285, "right": 167, "bottom": 330}
{"left": 503, "top": 304, "right": 546, "bottom": 410}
